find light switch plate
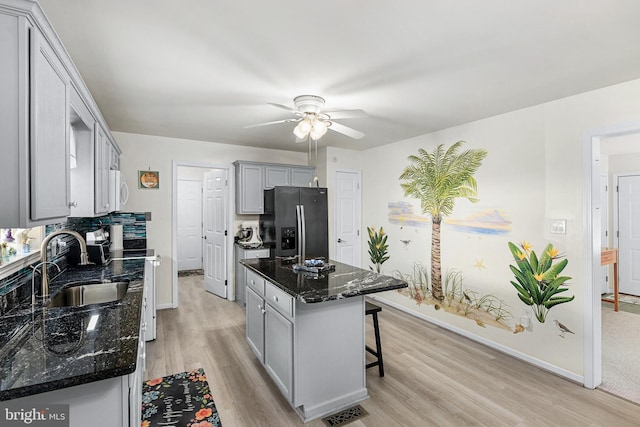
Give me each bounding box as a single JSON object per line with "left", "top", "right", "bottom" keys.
{"left": 550, "top": 219, "right": 566, "bottom": 234}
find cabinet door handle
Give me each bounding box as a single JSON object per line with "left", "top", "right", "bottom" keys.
{"left": 273, "top": 296, "right": 279, "bottom": 302}
{"left": 338, "top": 238, "right": 346, "bottom": 243}
{"left": 68, "top": 201, "right": 77, "bottom": 208}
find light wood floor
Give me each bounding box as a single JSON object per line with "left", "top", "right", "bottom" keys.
{"left": 145, "top": 276, "right": 640, "bottom": 426}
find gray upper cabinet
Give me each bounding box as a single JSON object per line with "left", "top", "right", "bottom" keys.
{"left": 0, "top": 11, "right": 71, "bottom": 227}
{"left": 94, "top": 124, "right": 111, "bottom": 214}
{"left": 264, "top": 165, "right": 290, "bottom": 188}
{"left": 235, "top": 162, "right": 264, "bottom": 214}
{"left": 29, "top": 24, "right": 71, "bottom": 222}
{"left": 234, "top": 161, "right": 316, "bottom": 214}
{"left": 68, "top": 87, "right": 120, "bottom": 218}
{"left": 0, "top": 1, "right": 120, "bottom": 226}
{"left": 291, "top": 167, "right": 314, "bottom": 187}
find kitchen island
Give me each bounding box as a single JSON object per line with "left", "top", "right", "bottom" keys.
{"left": 240, "top": 258, "right": 407, "bottom": 422}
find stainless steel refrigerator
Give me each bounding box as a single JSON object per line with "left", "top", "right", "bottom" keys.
{"left": 259, "top": 186, "right": 329, "bottom": 260}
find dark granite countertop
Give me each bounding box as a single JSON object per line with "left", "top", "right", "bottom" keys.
{"left": 0, "top": 256, "right": 147, "bottom": 401}
{"left": 109, "top": 248, "right": 156, "bottom": 260}
{"left": 234, "top": 242, "right": 270, "bottom": 250}
{"left": 240, "top": 258, "right": 407, "bottom": 303}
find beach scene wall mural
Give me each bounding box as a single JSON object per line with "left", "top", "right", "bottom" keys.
{"left": 379, "top": 141, "right": 575, "bottom": 337}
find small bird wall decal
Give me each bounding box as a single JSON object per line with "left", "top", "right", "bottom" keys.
{"left": 554, "top": 320, "right": 575, "bottom": 338}
{"left": 400, "top": 239, "right": 411, "bottom": 250}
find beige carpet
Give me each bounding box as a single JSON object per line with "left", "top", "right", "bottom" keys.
{"left": 600, "top": 307, "right": 640, "bottom": 404}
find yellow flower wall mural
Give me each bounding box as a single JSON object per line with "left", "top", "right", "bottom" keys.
{"left": 508, "top": 241, "right": 574, "bottom": 323}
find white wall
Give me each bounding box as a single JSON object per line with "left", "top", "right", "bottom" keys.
{"left": 113, "top": 131, "right": 308, "bottom": 306}
{"left": 323, "top": 77, "right": 640, "bottom": 378}
{"left": 608, "top": 152, "right": 640, "bottom": 174}
{"left": 113, "top": 76, "right": 640, "bottom": 378}
{"left": 177, "top": 166, "right": 208, "bottom": 181}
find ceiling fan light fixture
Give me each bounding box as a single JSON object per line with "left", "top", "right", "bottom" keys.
{"left": 309, "top": 120, "right": 328, "bottom": 140}
{"left": 294, "top": 95, "right": 325, "bottom": 114}
{"left": 293, "top": 119, "right": 312, "bottom": 139}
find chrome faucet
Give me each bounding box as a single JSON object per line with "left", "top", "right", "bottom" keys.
{"left": 31, "top": 261, "right": 60, "bottom": 306}
{"left": 38, "top": 229, "right": 90, "bottom": 301}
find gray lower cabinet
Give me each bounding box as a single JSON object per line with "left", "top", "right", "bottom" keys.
{"left": 234, "top": 245, "right": 270, "bottom": 306}
{"left": 244, "top": 266, "right": 366, "bottom": 422}
{"left": 143, "top": 255, "right": 159, "bottom": 341}
{"left": 245, "top": 274, "right": 294, "bottom": 402}
{"left": 246, "top": 286, "right": 265, "bottom": 361}
{"left": 264, "top": 304, "right": 293, "bottom": 401}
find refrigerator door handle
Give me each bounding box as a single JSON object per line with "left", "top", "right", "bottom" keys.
{"left": 296, "top": 205, "right": 302, "bottom": 261}
{"left": 297, "top": 204, "right": 306, "bottom": 262}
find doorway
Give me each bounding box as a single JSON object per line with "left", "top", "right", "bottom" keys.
{"left": 177, "top": 178, "right": 203, "bottom": 272}
{"left": 334, "top": 170, "right": 362, "bottom": 267}
{"left": 615, "top": 174, "right": 640, "bottom": 296}
{"left": 172, "top": 161, "right": 230, "bottom": 307}
{"left": 598, "top": 136, "right": 640, "bottom": 404}
{"left": 584, "top": 123, "right": 640, "bottom": 391}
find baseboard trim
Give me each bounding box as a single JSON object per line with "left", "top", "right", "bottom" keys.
{"left": 370, "top": 295, "right": 584, "bottom": 385}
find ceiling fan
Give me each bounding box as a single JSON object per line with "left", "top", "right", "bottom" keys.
{"left": 245, "top": 95, "right": 366, "bottom": 141}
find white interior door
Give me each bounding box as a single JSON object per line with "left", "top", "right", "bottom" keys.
{"left": 203, "top": 170, "right": 228, "bottom": 298}
{"left": 600, "top": 173, "right": 609, "bottom": 294}
{"left": 618, "top": 174, "right": 640, "bottom": 296}
{"left": 334, "top": 170, "right": 362, "bottom": 267}
{"left": 177, "top": 179, "right": 202, "bottom": 271}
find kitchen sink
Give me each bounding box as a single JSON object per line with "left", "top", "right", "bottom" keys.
{"left": 47, "top": 281, "right": 129, "bottom": 308}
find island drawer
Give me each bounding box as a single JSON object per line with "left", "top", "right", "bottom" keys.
{"left": 247, "top": 269, "right": 265, "bottom": 296}
{"left": 266, "top": 282, "right": 293, "bottom": 318}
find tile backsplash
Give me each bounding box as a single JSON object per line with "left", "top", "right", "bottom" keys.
{"left": 66, "top": 212, "right": 148, "bottom": 249}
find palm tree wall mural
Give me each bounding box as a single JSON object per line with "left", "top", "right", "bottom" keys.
{"left": 399, "top": 141, "right": 487, "bottom": 301}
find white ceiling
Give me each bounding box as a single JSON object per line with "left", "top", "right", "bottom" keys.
{"left": 39, "top": 0, "right": 640, "bottom": 152}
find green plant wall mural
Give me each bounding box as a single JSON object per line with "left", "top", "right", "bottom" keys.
{"left": 399, "top": 141, "right": 487, "bottom": 301}
{"left": 367, "top": 227, "right": 389, "bottom": 273}
{"left": 508, "top": 241, "right": 574, "bottom": 323}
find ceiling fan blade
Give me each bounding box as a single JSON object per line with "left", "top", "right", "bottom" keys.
{"left": 324, "top": 109, "right": 367, "bottom": 119}
{"left": 268, "top": 103, "right": 303, "bottom": 115}
{"left": 244, "top": 118, "right": 300, "bottom": 129}
{"left": 328, "top": 121, "right": 365, "bottom": 139}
